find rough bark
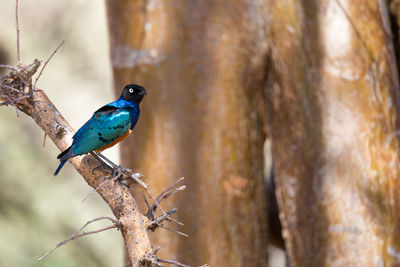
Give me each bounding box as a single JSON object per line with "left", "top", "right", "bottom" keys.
{"left": 106, "top": 0, "right": 269, "bottom": 266}
{"left": 0, "top": 86, "right": 152, "bottom": 267}
{"left": 266, "top": 0, "right": 400, "bottom": 265}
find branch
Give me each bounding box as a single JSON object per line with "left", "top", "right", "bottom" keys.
{"left": 141, "top": 249, "right": 210, "bottom": 267}
{"left": 145, "top": 177, "right": 186, "bottom": 221}
{"left": 15, "top": 0, "right": 21, "bottom": 66}
{"left": 38, "top": 217, "right": 120, "bottom": 261}
{"left": 0, "top": 94, "right": 22, "bottom": 116}
{"left": 33, "top": 40, "right": 65, "bottom": 90}
{"left": 0, "top": 76, "right": 152, "bottom": 267}
{"left": 0, "top": 66, "right": 193, "bottom": 266}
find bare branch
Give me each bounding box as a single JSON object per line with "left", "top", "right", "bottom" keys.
{"left": 158, "top": 258, "right": 192, "bottom": 267}
{"left": 146, "top": 177, "right": 186, "bottom": 220}
{"left": 15, "top": 0, "right": 20, "bottom": 66}
{"left": 143, "top": 193, "right": 151, "bottom": 210}
{"left": 147, "top": 208, "right": 177, "bottom": 231}
{"left": 42, "top": 133, "right": 47, "bottom": 147}
{"left": 142, "top": 249, "right": 209, "bottom": 267}
{"left": 158, "top": 224, "right": 188, "bottom": 238}
{"left": 0, "top": 94, "right": 30, "bottom": 116}
{"left": 0, "top": 94, "right": 20, "bottom": 116}
{"left": 0, "top": 95, "right": 29, "bottom": 106}
{"left": 156, "top": 177, "right": 185, "bottom": 204}
{"left": 109, "top": 164, "right": 172, "bottom": 220}
{"left": 33, "top": 40, "right": 65, "bottom": 90}
{"left": 0, "top": 64, "right": 19, "bottom": 71}
{"left": 38, "top": 216, "right": 120, "bottom": 261}
{"left": 0, "top": 84, "right": 21, "bottom": 93}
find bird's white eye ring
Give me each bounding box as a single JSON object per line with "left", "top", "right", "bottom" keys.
{"left": 129, "top": 88, "right": 134, "bottom": 93}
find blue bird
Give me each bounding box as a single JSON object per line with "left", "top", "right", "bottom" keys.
{"left": 54, "top": 84, "right": 147, "bottom": 176}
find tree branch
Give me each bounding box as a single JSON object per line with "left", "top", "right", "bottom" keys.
{"left": 0, "top": 77, "right": 152, "bottom": 266}
{"left": 33, "top": 40, "right": 64, "bottom": 90}
{"left": 15, "top": 0, "right": 21, "bottom": 66}
{"left": 38, "top": 216, "right": 120, "bottom": 261}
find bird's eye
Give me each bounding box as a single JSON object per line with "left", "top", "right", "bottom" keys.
{"left": 129, "top": 88, "right": 134, "bottom": 93}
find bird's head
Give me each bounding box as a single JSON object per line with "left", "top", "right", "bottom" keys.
{"left": 120, "top": 84, "right": 147, "bottom": 104}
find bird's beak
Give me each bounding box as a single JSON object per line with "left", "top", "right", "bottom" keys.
{"left": 140, "top": 91, "right": 147, "bottom": 96}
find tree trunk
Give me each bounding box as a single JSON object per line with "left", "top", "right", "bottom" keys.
{"left": 106, "top": 0, "right": 269, "bottom": 266}
{"left": 266, "top": 0, "right": 400, "bottom": 265}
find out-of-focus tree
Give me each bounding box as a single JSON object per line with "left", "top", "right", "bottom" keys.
{"left": 266, "top": 0, "right": 400, "bottom": 265}
{"left": 106, "top": 0, "right": 270, "bottom": 266}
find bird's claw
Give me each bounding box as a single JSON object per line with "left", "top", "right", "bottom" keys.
{"left": 92, "top": 164, "right": 109, "bottom": 174}
{"left": 111, "top": 164, "right": 127, "bottom": 177}
{"left": 110, "top": 165, "right": 145, "bottom": 187}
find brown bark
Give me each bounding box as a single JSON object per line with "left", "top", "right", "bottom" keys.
{"left": 106, "top": 1, "right": 269, "bottom": 266}
{"left": 266, "top": 0, "right": 400, "bottom": 265}
{"left": 0, "top": 86, "right": 151, "bottom": 266}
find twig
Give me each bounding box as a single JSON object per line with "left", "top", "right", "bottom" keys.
{"left": 142, "top": 250, "right": 200, "bottom": 267}
{"left": 0, "top": 84, "right": 20, "bottom": 93}
{"left": 158, "top": 258, "right": 192, "bottom": 267}
{"left": 33, "top": 40, "right": 65, "bottom": 90}
{"left": 148, "top": 208, "right": 177, "bottom": 230}
{"left": 109, "top": 163, "right": 171, "bottom": 219}
{"left": 0, "top": 64, "right": 19, "bottom": 71}
{"left": 155, "top": 177, "right": 185, "bottom": 203}
{"left": 15, "top": 0, "right": 20, "bottom": 66}
{"left": 167, "top": 214, "right": 184, "bottom": 226}
{"left": 146, "top": 177, "right": 186, "bottom": 220}
{"left": 144, "top": 178, "right": 186, "bottom": 231}
{"left": 0, "top": 94, "right": 30, "bottom": 116}
{"left": 138, "top": 177, "right": 170, "bottom": 215}
{"left": 87, "top": 153, "right": 169, "bottom": 219}
{"left": 0, "top": 94, "right": 20, "bottom": 116}
{"left": 143, "top": 193, "right": 151, "bottom": 210}
{"left": 158, "top": 186, "right": 186, "bottom": 206}
{"left": 0, "top": 95, "right": 29, "bottom": 106}
{"left": 38, "top": 216, "right": 120, "bottom": 261}
{"left": 143, "top": 248, "right": 210, "bottom": 267}
{"left": 159, "top": 224, "right": 188, "bottom": 238}
{"left": 42, "top": 133, "right": 47, "bottom": 147}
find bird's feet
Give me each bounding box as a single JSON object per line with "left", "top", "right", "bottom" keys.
{"left": 111, "top": 164, "right": 146, "bottom": 188}
{"left": 90, "top": 152, "right": 146, "bottom": 187}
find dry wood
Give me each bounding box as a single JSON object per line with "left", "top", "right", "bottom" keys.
{"left": 0, "top": 77, "right": 152, "bottom": 266}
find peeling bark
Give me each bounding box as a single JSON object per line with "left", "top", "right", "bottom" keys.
{"left": 266, "top": 0, "right": 400, "bottom": 265}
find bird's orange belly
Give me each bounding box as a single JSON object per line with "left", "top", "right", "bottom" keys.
{"left": 95, "top": 129, "right": 132, "bottom": 152}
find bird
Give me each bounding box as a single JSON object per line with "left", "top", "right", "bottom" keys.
{"left": 54, "top": 84, "right": 147, "bottom": 176}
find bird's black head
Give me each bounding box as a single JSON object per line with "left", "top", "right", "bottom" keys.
{"left": 120, "top": 84, "right": 147, "bottom": 104}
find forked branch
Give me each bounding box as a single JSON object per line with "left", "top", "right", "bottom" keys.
{"left": 38, "top": 217, "right": 120, "bottom": 261}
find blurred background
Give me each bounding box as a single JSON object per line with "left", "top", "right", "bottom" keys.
{"left": 0, "top": 1, "right": 123, "bottom": 266}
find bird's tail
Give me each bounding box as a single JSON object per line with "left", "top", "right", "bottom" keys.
{"left": 54, "top": 160, "right": 67, "bottom": 176}
{"left": 57, "top": 146, "right": 72, "bottom": 160}
{"left": 54, "top": 146, "right": 73, "bottom": 176}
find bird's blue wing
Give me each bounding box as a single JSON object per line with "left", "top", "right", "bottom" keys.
{"left": 73, "top": 104, "right": 118, "bottom": 141}
{"left": 71, "top": 108, "right": 131, "bottom": 156}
